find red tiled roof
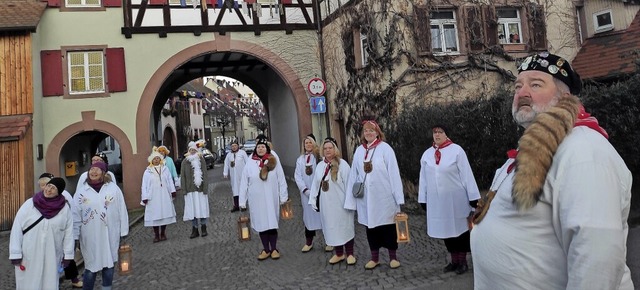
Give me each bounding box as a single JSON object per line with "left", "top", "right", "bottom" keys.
{"left": 572, "top": 11, "right": 640, "bottom": 80}
{"left": 0, "top": 114, "right": 31, "bottom": 141}
{"left": 0, "top": 0, "right": 47, "bottom": 32}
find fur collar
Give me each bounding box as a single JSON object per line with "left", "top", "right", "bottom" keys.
{"left": 186, "top": 154, "right": 203, "bottom": 187}
{"left": 512, "top": 95, "right": 580, "bottom": 210}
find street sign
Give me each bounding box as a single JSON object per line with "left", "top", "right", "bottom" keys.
{"left": 310, "top": 96, "right": 326, "bottom": 114}
{"left": 307, "top": 78, "right": 326, "bottom": 96}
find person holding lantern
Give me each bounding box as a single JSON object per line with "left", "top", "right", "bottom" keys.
{"left": 72, "top": 161, "right": 129, "bottom": 290}
{"left": 223, "top": 140, "right": 249, "bottom": 212}
{"left": 294, "top": 133, "right": 327, "bottom": 252}
{"left": 345, "top": 120, "right": 404, "bottom": 269}
{"left": 238, "top": 138, "right": 288, "bottom": 260}
{"left": 141, "top": 147, "right": 177, "bottom": 243}
{"left": 309, "top": 137, "right": 356, "bottom": 265}
{"left": 418, "top": 124, "right": 480, "bottom": 275}
{"left": 157, "top": 145, "right": 179, "bottom": 188}
{"left": 9, "top": 177, "right": 74, "bottom": 290}
{"left": 181, "top": 141, "right": 211, "bottom": 239}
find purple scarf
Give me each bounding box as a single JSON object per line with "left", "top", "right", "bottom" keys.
{"left": 88, "top": 180, "right": 104, "bottom": 193}
{"left": 33, "top": 191, "right": 66, "bottom": 219}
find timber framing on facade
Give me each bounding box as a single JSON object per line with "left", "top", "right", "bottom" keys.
{"left": 121, "top": 0, "right": 319, "bottom": 37}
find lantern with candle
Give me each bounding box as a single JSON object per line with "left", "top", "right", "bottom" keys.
{"left": 238, "top": 216, "right": 251, "bottom": 241}
{"left": 280, "top": 199, "right": 293, "bottom": 220}
{"left": 117, "top": 244, "right": 133, "bottom": 275}
{"left": 394, "top": 212, "right": 410, "bottom": 243}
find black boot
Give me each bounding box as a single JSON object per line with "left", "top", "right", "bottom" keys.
{"left": 189, "top": 227, "right": 199, "bottom": 239}
{"left": 455, "top": 262, "right": 469, "bottom": 275}
{"left": 201, "top": 224, "right": 208, "bottom": 237}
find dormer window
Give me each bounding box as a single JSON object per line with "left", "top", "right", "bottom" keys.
{"left": 593, "top": 10, "right": 614, "bottom": 33}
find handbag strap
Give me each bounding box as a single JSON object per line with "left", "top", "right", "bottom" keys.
{"left": 23, "top": 216, "right": 45, "bottom": 235}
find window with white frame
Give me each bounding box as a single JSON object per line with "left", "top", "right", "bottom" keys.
{"left": 360, "top": 30, "right": 369, "bottom": 67}
{"left": 497, "top": 8, "right": 522, "bottom": 44}
{"left": 65, "top": 0, "right": 101, "bottom": 7}
{"left": 593, "top": 10, "right": 613, "bottom": 33}
{"left": 67, "top": 51, "right": 105, "bottom": 95}
{"left": 430, "top": 10, "right": 459, "bottom": 54}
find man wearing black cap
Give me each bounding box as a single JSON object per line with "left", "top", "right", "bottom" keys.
{"left": 470, "top": 52, "right": 634, "bottom": 289}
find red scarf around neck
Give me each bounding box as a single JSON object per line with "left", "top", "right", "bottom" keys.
{"left": 575, "top": 105, "right": 608, "bottom": 139}
{"left": 323, "top": 158, "right": 332, "bottom": 176}
{"left": 363, "top": 138, "right": 382, "bottom": 159}
{"left": 252, "top": 153, "right": 271, "bottom": 168}
{"left": 433, "top": 139, "right": 453, "bottom": 165}
{"left": 306, "top": 153, "right": 311, "bottom": 164}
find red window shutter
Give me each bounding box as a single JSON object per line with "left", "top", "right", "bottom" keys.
{"left": 40, "top": 50, "right": 63, "bottom": 97}
{"left": 42, "top": 0, "right": 61, "bottom": 7}
{"left": 527, "top": 4, "right": 547, "bottom": 51}
{"left": 414, "top": 6, "right": 431, "bottom": 53}
{"left": 483, "top": 6, "right": 498, "bottom": 47}
{"left": 103, "top": 0, "right": 123, "bottom": 7}
{"left": 281, "top": 0, "right": 292, "bottom": 4}
{"left": 106, "top": 48, "right": 127, "bottom": 93}
{"left": 465, "top": 6, "right": 484, "bottom": 52}
{"left": 148, "top": 0, "right": 166, "bottom": 5}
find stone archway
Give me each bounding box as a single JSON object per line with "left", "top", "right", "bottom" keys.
{"left": 45, "top": 111, "right": 136, "bottom": 207}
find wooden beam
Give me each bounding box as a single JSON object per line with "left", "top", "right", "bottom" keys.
{"left": 296, "top": 0, "right": 312, "bottom": 25}
{"left": 163, "top": 3, "right": 171, "bottom": 27}
{"left": 134, "top": 0, "right": 149, "bottom": 28}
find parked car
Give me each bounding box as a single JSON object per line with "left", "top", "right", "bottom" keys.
{"left": 175, "top": 148, "right": 216, "bottom": 172}
{"left": 242, "top": 139, "right": 257, "bottom": 156}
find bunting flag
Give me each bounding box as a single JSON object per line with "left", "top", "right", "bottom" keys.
{"left": 192, "top": 0, "right": 198, "bottom": 8}
{"left": 201, "top": 0, "right": 207, "bottom": 11}
{"left": 180, "top": 0, "right": 186, "bottom": 7}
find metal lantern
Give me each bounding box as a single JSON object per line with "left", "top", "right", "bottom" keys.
{"left": 117, "top": 244, "right": 133, "bottom": 275}
{"left": 238, "top": 216, "right": 251, "bottom": 241}
{"left": 394, "top": 212, "right": 410, "bottom": 243}
{"left": 280, "top": 199, "right": 293, "bottom": 220}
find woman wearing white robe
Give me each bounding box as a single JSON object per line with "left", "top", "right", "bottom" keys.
{"left": 294, "top": 134, "right": 324, "bottom": 252}
{"left": 141, "top": 148, "right": 177, "bottom": 242}
{"left": 223, "top": 140, "right": 248, "bottom": 212}
{"left": 418, "top": 125, "right": 480, "bottom": 275}
{"left": 239, "top": 139, "right": 288, "bottom": 260}
{"left": 309, "top": 137, "right": 356, "bottom": 265}
{"left": 345, "top": 120, "right": 404, "bottom": 270}
{"left": 75, "top": 152, "right": 117, "bottom": 190}
{"left": 9, "top": 178, "right": 74, "bottom": 290}
{"left": 72, "top": 161, "right": 129, "bottom": 290}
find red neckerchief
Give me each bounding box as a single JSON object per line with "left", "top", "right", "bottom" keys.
{"left": 363, "top": 138, "right": 382, "bottom": 159}
{"left": 506, "top": 149, "right": 518, "bottom": 173}
{"left": 433, "top": 139, "right": 453, "bottom": 165}
{"left": 575, "top": 105, "right": 609, "bottom": 139}
{"left": 323, "top": 158, "right": 332, "bottom": 176}
{"left": 306, "top": 153, "right": 311, "bottom": 164}
{"left": 252, "top": 153, "right": 271, "bottom": 168}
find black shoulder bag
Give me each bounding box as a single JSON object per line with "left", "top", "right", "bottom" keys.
{"left": 22, "top": 216, "right": 45, "bottom": 235}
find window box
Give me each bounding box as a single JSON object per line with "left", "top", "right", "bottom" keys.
{"left": 502, "top": 43, "right": 526, "bottom": 52}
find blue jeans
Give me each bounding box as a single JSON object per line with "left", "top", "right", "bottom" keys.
{"left": 191, "top": 218, "right": 208, "bottom": 226}
{"left": 83, "top": 267, "right": 114, "bottom": 290}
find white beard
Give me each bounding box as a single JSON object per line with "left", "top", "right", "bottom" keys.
{"left": 512, "top": 95, "right": 559, "bottom": 128}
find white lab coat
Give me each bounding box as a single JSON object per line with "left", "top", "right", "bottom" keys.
{"left": 9, "top": 199, "right": 74, "bottom": 290}
{"left": 294, "top": 153, "right": 322, "bottom": 231}
{"left": 72, "top": 181, "right": 129, "bottom": 272}
{"left": 309, "top": 159, "right": 355, "bottom": 246}
{"left": 345, "top": 142, "right": 404, "bottom": 228}
{"left": 471, "top": 127, "right": 634, "bottom": 290}
{"left": 141, "top": 165, "right": 177, "bottom": 227}
{"left": 418, "top": 143, "right": 480, "bottom": 238}
{"left": 223, "top": 149, "right": 249, "bottom": 197}
{"left": 238, "top": 155, "right": 288, "bottom": 232}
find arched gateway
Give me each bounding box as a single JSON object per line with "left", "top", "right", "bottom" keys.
{"left": 47, "top": 38, "right": 313, "bottom": 209}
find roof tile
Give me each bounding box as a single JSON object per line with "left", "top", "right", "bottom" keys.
{"left": 0, "top": 0, "right": 47, "bottom": 32}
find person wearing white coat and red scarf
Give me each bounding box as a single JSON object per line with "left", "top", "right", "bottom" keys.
{"left": 238, "top": 138, "right": 288, "bottom": 260}
{"left": 294, "top": 133, "right": 326, "bottom": 252}
{"left": 181, "top": 141, "right": 211, "bottom": 239}
{"left": 471, "top": 52, "right": 634, "bottom": 289}
{"left": 72, "top": 161, "right": 129, "bottom": 290}
{"left": 223, "top": 140, "right": 249, "bottom": 212}
{"left": 309, "top": 137, "right": 356, "bottom": 265}
{"left": 418, "top": 125, "right": 480, "bottom": 275}
{"left": 9, "top": 177, "right": 74, "bottom": 290}
{"left": 141, "top": 147, "right": 177, "bottom": 243}
{"left": 345, "top": 120, "right": 405, "bottom": 270}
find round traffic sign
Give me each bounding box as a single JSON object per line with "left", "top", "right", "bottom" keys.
{"left": 307, "top": 77, "right": 326, "bottom": 96}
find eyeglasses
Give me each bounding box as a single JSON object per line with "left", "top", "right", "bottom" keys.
{"left": 433, "top": 130, "right": 445, "bottom": 134}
